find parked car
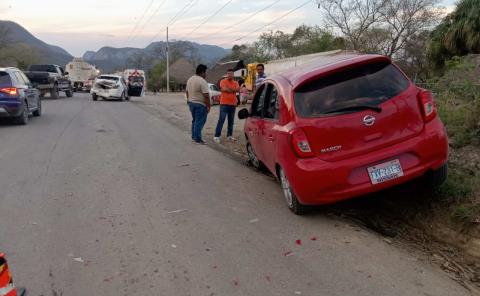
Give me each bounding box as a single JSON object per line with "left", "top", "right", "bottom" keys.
{"left": 208, "top": 83, "right": 221, "bottom": 105}
{"left": 25, "top": 64, "right": 73, "bottom": 99}
{"left": 238, "top": 54, "right": 448, "bottom": 214}
{"left": 124, "top": 69, "right": 145, "bottom": 97}
{"left": 0, "top": 67, "right": 42, "bottom": 125}
{"left": 91, "top": 75, "right": 129, "bottom": 101}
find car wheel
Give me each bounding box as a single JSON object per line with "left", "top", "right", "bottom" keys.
{"left": 246, "top": 141, "right": 267, "bottom": 171}
{"left": 92, "top": 93, "right": 98, "bottom": 101}
{"left": 426, "top": 163, "right": 448, "bottom": 188}
{"left": 278, "top": 167, "right": 308, "bottom": 215}
{"left": 66, "top": 86, "right": 73, "bottom": 98}
{"left": 50, "top": 84, "right": 59, "bottom": 99}
{"left": 33, "top": 98, "right": 42, "bottom": 117}
{"left": 15, "top": 101, "right": 29, "bottom": 125}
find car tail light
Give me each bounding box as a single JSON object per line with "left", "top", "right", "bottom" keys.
{"left": 417, "top": 89, "right": 437, "bottom": 122}
{"left": 0, "top": 87, "right": 18, "bottom": 96}
{"left": 290, "top": 128, "right": 315, "bottom": 158}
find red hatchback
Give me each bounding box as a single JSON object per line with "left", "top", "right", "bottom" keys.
{"left": 238, "top": 54, "right": 448, "bottom": 214}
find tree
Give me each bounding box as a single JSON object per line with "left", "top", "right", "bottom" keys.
{"left": 318, "top": 0, "right": 387, "bottom": 51}
{"left": 318, "top": 0, "right": 442, "bottom": 57}
{"left": 147, "top": 61, "right": 167, "bottom": 91}
{"left": 428, "top": 0, "right": 480, "bottom": 69}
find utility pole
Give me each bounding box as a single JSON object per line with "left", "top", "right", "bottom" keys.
{"left": 166, "top": 26, "right": 170, "bottom": 93}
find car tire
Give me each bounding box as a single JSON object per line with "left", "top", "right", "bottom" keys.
{"left": 65, "top": 86, "right": 73, "bottom": 98}
{"left": 33, "top": 99, "right": 42, "bottom": 117}
{"left": 50, "top": 84, "right": 59, "bottom": 99}
{"left": 15, "top": 101, "right": 29, "bottom": 125}
{"left": 92, "top": 93, "right": 98, "bottom": 101}
{"left": 278, "top": 167, "right": 308, "bottom": 215}
{"left": 246, "top": 141, "right": 267, "bottom": 172}
{"left": 426, "top": 163, "right": 448, "bottom": 188}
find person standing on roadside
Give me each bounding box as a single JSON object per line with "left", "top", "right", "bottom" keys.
{"left": 255, "top": 63, "right": 267, "bottom": 89}
{"left": 186, "top": 64, "right": 210, "bottom": 145}
{"left": 213, "top": 69, "right": 239, "bottom": 143}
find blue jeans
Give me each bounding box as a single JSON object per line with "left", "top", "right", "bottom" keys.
{"left": 188, "top": 102, "right": 208, "bottom": 142}
{"left": 215, "top": 105, "right": 236, "bottom": 137}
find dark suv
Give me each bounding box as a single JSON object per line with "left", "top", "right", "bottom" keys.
{"left": 0, "top": 67, "right": 41, "bottom": 125}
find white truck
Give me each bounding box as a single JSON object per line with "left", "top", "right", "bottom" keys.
{"left": 123, "top": 69, "right": 146, "bottom": 97}
{"left": 66, "top": 58, "right": 99, "bottom": 92}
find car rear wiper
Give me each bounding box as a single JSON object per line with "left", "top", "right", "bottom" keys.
{"left": 323, "top": 105, "right": 382, "bottom": 114}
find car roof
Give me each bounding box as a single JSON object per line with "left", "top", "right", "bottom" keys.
{"left": 271, "top": 53, "right": 390, "bottom": 90}
{"left": 0, "top": 67, "right": 20, "bottom": 72}
{"left": 98, "top": 74, "right": 121, "bottom": 78}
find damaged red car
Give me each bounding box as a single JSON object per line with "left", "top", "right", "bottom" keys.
{"left": 238, "top": 54, "right": 448, "bottom": 214}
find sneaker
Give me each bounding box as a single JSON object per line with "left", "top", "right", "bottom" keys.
{"left": 194, "top": 140, "right": 207, "bottom": 145}
{"left": 227, "top": 136, "right": 237, "bottom": 142}
{"left": 213, "top": 137, "right": 221, "bottom": 144}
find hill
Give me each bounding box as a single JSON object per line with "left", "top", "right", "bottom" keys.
{"left": 0, "top": 20, "right": 72, "bottom": 67}
{"left": 84, "top": 41, "right": 229, "bottom": 72}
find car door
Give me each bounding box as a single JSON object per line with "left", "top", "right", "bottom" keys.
{"left": 57, "top": 66, "right": 68, "bottom": 89}
{"left": 14, "top": 71, "right": 36, "bottom": 109}
{"left": 21, "top": 71, "right": 39, "bottom": 108}
{"left": 246, "top": 84, "right": 268, "bottom": 161}
{"left": 257, "top": 83, "right": 281, "bottom": 172}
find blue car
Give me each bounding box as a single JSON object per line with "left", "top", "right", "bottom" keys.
{"left": 0, "top": 67, "right": 41, "bottom": 125}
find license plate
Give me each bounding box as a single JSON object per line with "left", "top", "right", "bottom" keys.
{"left": 367, "top": 159, "right": 404, "bottom": 184}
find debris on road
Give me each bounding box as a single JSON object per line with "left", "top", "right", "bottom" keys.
{"left": 295, "top": 239, "right": 302, "bottom": 246}
{"left": 310, "top": 236, "right": 317, "bottom": 241}
{"left": 167, "top": 209, "right": 189, "bottom": 214}
{"left": 171, "top": 244, "right": 177, "bottom": 248}
{"left": 176, "top": 163, "right": 191, "bottom": 167}
{"left": 73, "top": 257, "right": 85, "bottom": 263}
{"left": 284, "top": 251, "right": 294, "bottom": 257}
{"left": 249, "top": 218, "right": 259, "bottom": 223}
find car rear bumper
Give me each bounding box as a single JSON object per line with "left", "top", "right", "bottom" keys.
{"left": 283, "top": 118, "right": 448, "bottom": 205}
{"left": 91, "top": 88, "right": 123, "bottom": 99}
{"left": 0, "top": 100, "right": 22, "bottom": 117}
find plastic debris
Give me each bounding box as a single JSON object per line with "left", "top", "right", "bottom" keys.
{"left": 249, "top": 218, "right": 259, "bottom": 223}
{"left": 295, "top": 239, "right": 302, "bottom": 246}
{"left": 310, "top": 236, "right": 317, "bottom": 241}
{"left": 295, "top": 291, "right": 302, "bottom": 295}
{"left": 171, "top": 244, "right": 177, "bottom": 248}
{"left": 167, "top": 209, "right": 189, "bottom": 214}
{"left": 177, "top": 163, "right": 190, "bottom": 167}
{"left": 73, "top": 257, "right": 84, "bottom": 263}
{"left": 284, "top": 251, "right": 294, "bottom": 257}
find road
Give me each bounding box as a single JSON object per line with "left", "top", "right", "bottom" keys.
{"left": 0, "top": 93, "right": 469, "bottom": 296}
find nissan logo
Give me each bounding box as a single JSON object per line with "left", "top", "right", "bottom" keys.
{"left": 363, "top": 115, "right": 376, "bottom": 126}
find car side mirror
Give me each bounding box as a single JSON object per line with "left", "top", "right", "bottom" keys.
{"left": 238, "top": 108, "right": 250, "bottom": 119}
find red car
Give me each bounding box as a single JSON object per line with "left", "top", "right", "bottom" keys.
{"left": 238, "top": 54, "right": 448, "bottom": 214}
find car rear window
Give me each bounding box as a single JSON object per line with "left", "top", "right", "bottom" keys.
{"left": 0, "top": 72, "right": 12, "bottom": 85}
{"left": 29, "top": 65, "right": 57, "bottom": 73}
{"left": 98, "top": 76, "right": 119, "bottom": 82}
{"left": 294, "top": 61, "right": 410, "bottom": 118}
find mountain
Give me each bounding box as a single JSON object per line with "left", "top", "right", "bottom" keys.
{"left": 0, "top": 20, "right": 73, "bottom": 67}
{"left": 84, "top": 41, "right": 229, "bottom": 73}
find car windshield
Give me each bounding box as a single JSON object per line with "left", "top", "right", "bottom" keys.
{"left": 294, "top": 61, "right": 410, "bottom": 118}
{"left": 29, "top": 65, "right": 57, "bottom": 73}
{"left": 129, "top": 76, "right": 144, "bottom": 83}
{"left": 0, "top": 72, "right": 11, "bottom": 85}
{"left": 98, "top": 76, "right": 119, "bottom": 82}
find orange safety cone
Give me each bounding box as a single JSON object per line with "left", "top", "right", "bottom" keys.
{"left": 0, "top": 253, "right": 25, "bottom": 296}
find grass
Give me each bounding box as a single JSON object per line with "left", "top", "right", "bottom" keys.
{"left": 428, "top": 55, "right": 480, "bottom": 226}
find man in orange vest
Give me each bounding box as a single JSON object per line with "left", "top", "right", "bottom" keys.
{"left": 213, "top": 69, "right": 239, "bottom": 143}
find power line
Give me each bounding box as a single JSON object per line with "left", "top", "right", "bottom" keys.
{"left": 131, "top": 0, "right": 169, "bottom": 43}
{"left": 168, "top": 0, "right": 197, "bottom": 27}
{"left": 206, "top": 0, "right": 282, "bottom": 37}
{"left": 146, "top": 0, "right": 199, "bottom": 45}
{"left": 185, "top": 0, "right": 235, "bottom": 36}
{"left": 124, "top": 0, "right": 155, "bottom": 43}
{"left": 232, "top": 0, "right": 313, "bottom": 43}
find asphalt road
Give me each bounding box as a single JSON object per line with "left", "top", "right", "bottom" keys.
{"left": 0, "top": 93, "right": 469, "bottom": 296}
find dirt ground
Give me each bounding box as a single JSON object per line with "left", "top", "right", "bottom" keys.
{"left": 134, "top": 92, "right": 480, "bottom": 293}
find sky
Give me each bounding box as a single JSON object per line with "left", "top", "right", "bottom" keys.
{"left": 0, "top": 0, "right": 459, "bottom": 57}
